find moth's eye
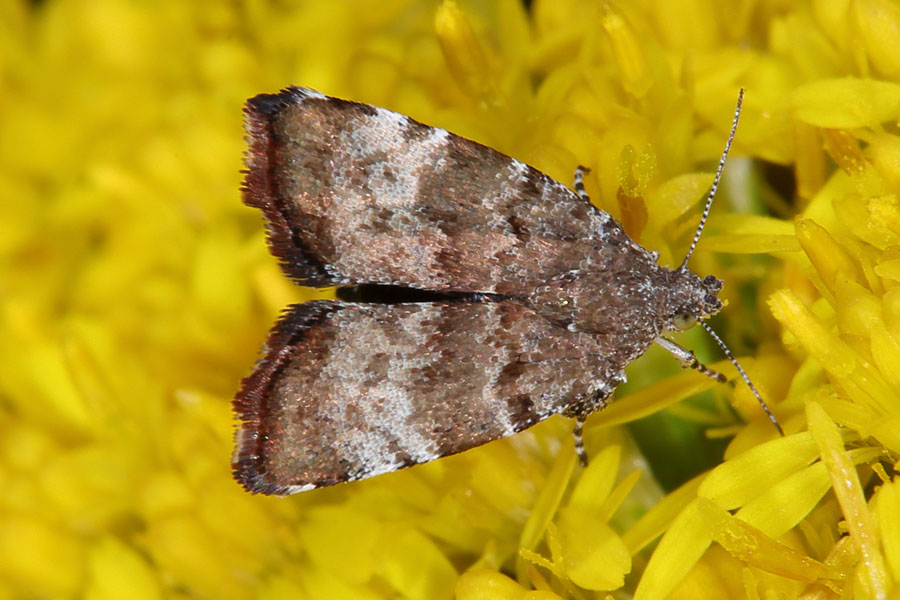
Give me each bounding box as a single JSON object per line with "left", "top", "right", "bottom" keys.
{"left": 673, "top": 313, "right": 697, "bottom": 331}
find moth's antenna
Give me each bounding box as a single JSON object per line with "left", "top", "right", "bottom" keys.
{"left": 698, "top": 320, "right": 783, "bottom": 435}
{"left": 680, "top": 88, "right": 744, "bottom": 271}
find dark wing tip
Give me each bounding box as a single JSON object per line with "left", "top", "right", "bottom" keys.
{"left": 231, "top": 447, "right": 304, "bottom": 496}
{"left": 244, "top": 86, "right": 324, "bottom": 117}
{"left": 241, "top": 86, "right": 339, "bottom": 287}
{"left": 231, "top": 301, "right": 342, "bottom": 495}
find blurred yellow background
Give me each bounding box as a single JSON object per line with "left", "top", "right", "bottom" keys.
{"left": 1, "top": 0, "right": 899, "bottom": 598}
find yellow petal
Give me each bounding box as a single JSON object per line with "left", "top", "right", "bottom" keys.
{"left": 736, "top": 447, "right": 881, "bottom": 539}
{"left": 769, "top": 288, "right": 855, "bottom": 378}
{"left": 598, "top": 469, "right": 642, "bottom": 524}
{"left": 645, "top": 172, "right": 714, "bottom": 230}
{"left": 702, "top": 214, "right": 801, "bottom": 255}
{"left": 697, "top": 498, "right": 830, "bottom": 582}
{"left": 623, "top": 474, "right": 704, "bottom": 555}
{"left": 590, "top": 364, "right": 723, "bottom": 427}
{"left": 300, "top": 506, "right": 381, "bottom": 584}
{"left": 602, "top": 7, "right": 651, "bottom": 98}
{"left": 806, "top": 401, "right": 889, "bottom": 598}
{"left": 0, "top": 515, "right": 84, "bottom": 596}
{"left": 875, "top": 479, "right": 900, "bottom": 583}
{"left": 379, "top": 527, "right": 458, "bottom": 600}
{"left": 634, "top": 499, "right": 714, "bottom": 600}
{"left": 795, "top": 217, "right": 862, "bottom": 289}
{"left": 791, "top": 78, "right": 900, "bottom": 128}
{"left": 567, "top": 444, "right": 619, "bottom": 511}
{"left": 557, "top": 507, "right": 631, "bottom": 590}
{"left": 853, "top": 0, "right": 900, "bottom": 79}
{"left": 516, "top": 444, "right": 576, "bottom": 580}
{"left": 434, "top": 0, "right": 496, "bottom": 103}
{"left": 85, "top": 537, "right": 161, "bottom": 600}
{"left": 698, "top": 432, "right": 818, "bottom": 510}
{"left": 456, "top": 569, "right": 529, "bottom": 600}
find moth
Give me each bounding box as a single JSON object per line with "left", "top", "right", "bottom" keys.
{"left": 232, "top": 86, "right": 779, "bottom": 495}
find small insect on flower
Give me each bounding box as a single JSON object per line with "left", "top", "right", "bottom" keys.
{"left": 232, "top": 87, "right": 780, "bottom": 495}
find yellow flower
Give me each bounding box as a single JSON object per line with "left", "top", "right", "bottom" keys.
{"left": 1, "top": 0, "right": 898, "bottom": 598}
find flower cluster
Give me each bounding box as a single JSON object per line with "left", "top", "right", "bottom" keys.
{"left": 1, "top": 0, "right": 897, "bottom": 598}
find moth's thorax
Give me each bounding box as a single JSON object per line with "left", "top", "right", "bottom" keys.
{"left": 525, "top": 249, "right": 670, "bottom": 336}
{"left": 525, "top": 256, "right": 724, "bottom": 338}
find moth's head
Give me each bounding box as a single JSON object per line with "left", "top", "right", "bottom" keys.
{"left": 662, "top": 269, "right": 723, "bottom": 332}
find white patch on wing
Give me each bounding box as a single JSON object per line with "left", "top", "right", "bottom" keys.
{"left": 322, "top": 107, "right": 455, "bottom": 287}
{"left": 340, "top": 108, "right": 451, "bottom": 209}
{"left": 280, "top": 483, "right": 317, "bottom": 494}
{"left": 294, "top": 87, "right": 327, "bottom": 101}
{"left": 320, "top": 306, "right": 443, "bottom": 474}
{"left": 475, "top": 159, "right": 534, "bottom": 290}
{"left": 480, "top": 304, "right": 518, "bottom": 437}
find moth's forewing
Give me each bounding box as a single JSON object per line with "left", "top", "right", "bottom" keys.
{"left": 242, "top": 86, "right": 621, "bottom": 296}
{"left": 232, "top": 300, "right": 623, "bottom": 494}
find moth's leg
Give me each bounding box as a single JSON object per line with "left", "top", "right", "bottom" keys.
{"left": 562, "top": 382, "right": 618, "bottom": 467}
{"left": 655, "top": 337, "right": 726, "bottom": 382}
{"left": 573, "top": 417, "right": 588, "bottom": 467}
{"left": 573, "top": 166, "right": 591, "bottom": 202}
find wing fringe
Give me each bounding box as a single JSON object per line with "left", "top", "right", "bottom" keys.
{"left": 232, "top": 300, "right": 341, "bottom": 494}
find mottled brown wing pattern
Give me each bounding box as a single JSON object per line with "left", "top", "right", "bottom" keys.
{"left": 232, "top": 86, "right": 769, "bottom": 495}
{"left": 232, "top": 300, "right": 623, "bottom": 495}
{"left": 242, "top": 86, "right": 626, "bottom": 296}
